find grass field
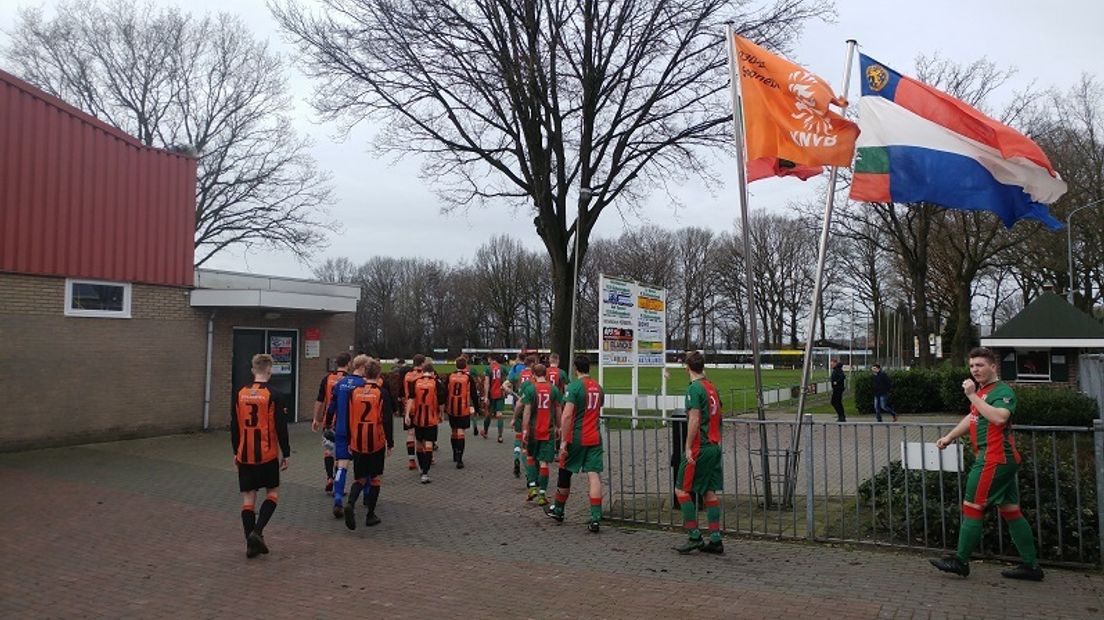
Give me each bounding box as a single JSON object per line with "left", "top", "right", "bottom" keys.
{"left": 383, "top": 363, "right": 829, "bottom": 397}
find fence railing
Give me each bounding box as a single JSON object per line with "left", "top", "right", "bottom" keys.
{"left": 601, "top": 414, "right": 1103, "bottom": 568}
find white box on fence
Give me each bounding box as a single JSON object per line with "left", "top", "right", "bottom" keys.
{"left": 901, "top": 441, "right": 963, "bottom": 472}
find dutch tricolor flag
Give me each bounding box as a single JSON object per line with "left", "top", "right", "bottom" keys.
{"left": 849, "top": 54, "right": 1067, "bottom": 229}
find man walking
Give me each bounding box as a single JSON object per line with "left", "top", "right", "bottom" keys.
{"left": 545, "top": 355, "right": 605, "bottom": 532}
{"left": 930, "top": 347, "right": 1043, "bottom": 581}
{"left": 872, "top": 364, "right": 898, "bottom": 422}
{"left": 830, "top": 359, "right": 847, "bottom": 422}
{"left": 673, "top": 351, "right": 724, "bottom": 555}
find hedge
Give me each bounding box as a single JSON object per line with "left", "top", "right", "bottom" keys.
{"left": 852, "top": 368, "right": 1099, "bottom": 426}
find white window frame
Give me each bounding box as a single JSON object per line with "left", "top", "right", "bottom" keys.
{"left": 1013, "top": 348, "right": 1051, "bottom": 383}
{"left": 64, "top": 278, "right": 132, "bottom": 319}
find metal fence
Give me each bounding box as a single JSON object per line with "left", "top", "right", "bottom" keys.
{"left": 601, "top": 414, "right": 1103, "bottom": 568}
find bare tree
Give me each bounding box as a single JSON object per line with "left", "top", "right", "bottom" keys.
{"left": 273, "top": 0, "right": 830, "bottom": 356}
{"left": 5, "top": 1, "right": 334, "bottom": 266}
{"left": 475, "top": 235, "right": 531, "bottom": 347}
{"left": 313, "top": 257, "right": 360, "bottom": 283}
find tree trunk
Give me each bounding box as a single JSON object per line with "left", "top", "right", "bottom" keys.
{"left": 910, "top": 264, "right": 933, "bottom": 367}
{"left": 951, "top": 276, "right": 974, "bottom": 365}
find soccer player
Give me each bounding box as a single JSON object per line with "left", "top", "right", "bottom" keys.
{"left": 311, "top": 352, "right": 350, "bottom": 494}
{"left": 673, "top": 351, "right": 725, "bottom": 555}
{"left": 519, "top": 363, "right": 560, "bottom": 506}
{"left": 446, "top": 356, "right": 481, "bottom": 468}
{"left": 930, "top": 347, "right": 1043, "bottom": 581}
{"left": 402, "top": 354, "right": 427, "bottom": 470}
{"left": 547, "top": 352, "right": 569, "bottom": 393}
{"left": 328, "top": 354, "right": 369, "bottom": 518}
{"left": 343, "top": 358, "right": 395, "bottom": 530}
{"left": 545, "top": 354, "right": 604, "bottom": 532}
{"left": 406, "top": 361, "right": 446, "bottom": 483}
{"left": 482, "top": 354, "right": 507, "bottom": 443}
{"left": 509, "top": 354, "right": 537, "bottom": 481}
{"left": 232, "top": 354, "right": 291, "bottom": 558}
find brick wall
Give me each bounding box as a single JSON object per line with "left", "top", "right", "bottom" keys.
{"left": 207, "top": 310, "right": 356, "bottom": 430}
{"left": 0, "top": 273, "right": 207, "bottom": 450}
{"left": 0, "top": 273, "right": 357, "bottom": 451}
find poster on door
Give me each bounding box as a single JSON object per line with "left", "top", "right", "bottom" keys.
{"left": 270, "top": 336, "right": 293, "bottom": 375}
{"left": 598, "top": 275, "right": 636, "bottom": 367}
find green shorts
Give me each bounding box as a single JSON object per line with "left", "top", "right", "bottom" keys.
{"left": 527, "top": 438, "right": 555, "bottom": 463}
{"left": 676, "top": 443, "right": 723, "bottom": 494}
{"left": 561, "top": 444, "right": 604, "bottom": 474}
{"left": 488, "top": 397, "right": 505, "bottom": 413}
{"left": 964, "top": 460, "right": 1020, "bottom": 506}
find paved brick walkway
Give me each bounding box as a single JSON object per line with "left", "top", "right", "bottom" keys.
{"left": 1, "top": 424, "right": 1101, "bottom": 619}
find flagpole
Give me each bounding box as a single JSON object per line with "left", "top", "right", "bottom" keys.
{"left": 726, "top": 24, "right": 772, "bottom": 508}
{"left": 792, "top": 40, "right": 859, "bottom": 477}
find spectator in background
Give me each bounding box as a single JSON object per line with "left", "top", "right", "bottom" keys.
{"left": 830, "top": 359, "right": 846, "bottom": 422}
{"left": 872, "top": 364, "right": 898, "bottom": 422}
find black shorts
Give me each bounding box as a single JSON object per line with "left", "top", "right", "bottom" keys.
{"left": 448, "top": 415, "right": 471, "bottom": 430}
{"left": 414, "top": 425, "right": 439, "bottom": 443}
{"left": 238, "top": 460, "right": 280, "bottom": 492}
{"left": 353, "top": 449, "right": 386, "bottom": 479}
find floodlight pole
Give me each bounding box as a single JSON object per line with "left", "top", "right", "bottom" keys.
{"left": 1067, "top": 199, "right": 1104, "bottom": 305}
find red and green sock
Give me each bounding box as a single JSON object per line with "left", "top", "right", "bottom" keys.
{"left": 1001, "top": 507, "right": 1039, "bottom": 568}
{"left": 955, "top": 503, "right": 984, "bottom": 563}
{"left": 677, "top": 491, "right": 701, "bottom": 540}
{"left": 589, "top": 495, "right": 602, "bottom": 522}
{"left": 705, "top": 497, "right": 721, "bottom": 543}
{"left": 538, "top": 464, "right": 549, "bottom": 495}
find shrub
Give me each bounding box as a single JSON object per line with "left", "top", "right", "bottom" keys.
{"left": 853, "top": 368, "right": 954, "bottom": 415}
{"left": 1015, "top": 388, "right": 1099, "bottom": 427}
{"left": 857, "top": 435, "right": 1099, "bottom": 564}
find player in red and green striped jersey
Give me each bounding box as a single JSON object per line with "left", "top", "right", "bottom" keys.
{"left": 509, "top": 354, "right": 537, "bottom": 481}
{"left": 930, "top": 347, "right": 1043, "bottom": 581}
{"left": 519, "top": 363, "right": 561, "bottom": 505}
{"left": 545, "top": 354, "right": 604, "bottom": 532}
{"left": 547, "top": 352, "right": 569, "bottom": 392}
{"left": 674, "top": 351, "right": 724, "bottom": 555}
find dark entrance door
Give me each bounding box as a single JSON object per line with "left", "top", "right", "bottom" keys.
{"left": 232, "top": 328, "right": 299, "bottom": 422}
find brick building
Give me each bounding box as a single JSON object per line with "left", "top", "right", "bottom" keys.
{"left": 0, "top": 69, "right": 357, "bottom": 451}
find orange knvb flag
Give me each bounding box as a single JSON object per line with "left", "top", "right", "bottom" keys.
{"left": 735, "top": 36, "right": 859, "bottom": 182}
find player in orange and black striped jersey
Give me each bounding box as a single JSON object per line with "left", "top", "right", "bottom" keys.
{"left": 342, "top": 357, "right": 395, "bottom": 530}
{"left": 446, "top": 356, "right": 481, "bottom": 469}
{"left": 232, "top": 354, "right": 291, "bottom": 559}
{"left": 401, "top": 353, "right": 427, "bottom": 470}
{"left": 311, "top": 352, "right": 351, "bottom": 495}
{"left": 405, "top": 361, "right": 446, "bottom": 483}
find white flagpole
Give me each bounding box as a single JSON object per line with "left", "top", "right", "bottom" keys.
{"left": 794, "top": 39, "right": 859, "bottom": 444}
{"left": 726, "top": 24, "right": 773, "bottom": 507}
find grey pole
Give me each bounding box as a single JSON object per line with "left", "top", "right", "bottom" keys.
{"left": 725, "top": 23, "right": 772, "bottom": 507}
{"left": 1067, "top": 199, "right": 1104, "bottom": 305}
{"left": 793, "top": 39, "right": 859, "bottom": 495}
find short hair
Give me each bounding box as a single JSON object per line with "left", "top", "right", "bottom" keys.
{"left": 532, "top": 363, "right": 547, "bottom": 377}
{"left": 684, "top": 350, "right": 705, "bottom": 373}
{"left": 455, "top": 357, "right": 468, "bottom": 370}
{"left": 573, "top": 355, "right": 590, "bottom": 374}
{"left": 872, "top": 364, "right": 881, "bottom": 371}
{"left": 365, "top": 358, "right": 382, "bottom": 379}
{"left": 422, "top": 361, "right": 435, "bottom": 374}
{"left": 335, "top": 352, "right": 352, "bottom": 367}
{"left": 549, "top": 353, "right": 560, "bottom": 364}
{"left": 413, "top": 353, "right": 426, "bottom": 366}
{"left": 352, "top": 354, "right": 370, "bottom": 370}
{"left": 252, "top": 353, "right": 273, "bottom": 374}
{"left": 395, "top": 357, "right": 406, "bottom": 366}
{"left": 525, "top": 354, "right": 538, "bottom": 366}
{"left": 968, "top": 347, "right": 998, "bottom": 365}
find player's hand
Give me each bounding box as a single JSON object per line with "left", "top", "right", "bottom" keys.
{"left": 936, "top": 436, "right": 951, "bottom": 450}
{"left": 404, "top": 415, "right": 412, "bottom": 427}
{"left": 387, "top": 447, "right": 393, "bottom": 457}
{"left": 962, "top": 378, "right": 977, "bottom": 397}
{"left": 311, "top": 419, "right": 321, "bottom": 433}
{"left": 685, "top": 448, "right": 695, "bottom": 465}
{"left": 559, "top": 446, "right": 568, "bottom": 462}
{"left": 280, "top": 458, "right": 289, "bottom": 471}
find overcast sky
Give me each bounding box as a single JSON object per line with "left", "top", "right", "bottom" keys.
{"left": 2, "top": 1, "right": 1101, "bottom": 279}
